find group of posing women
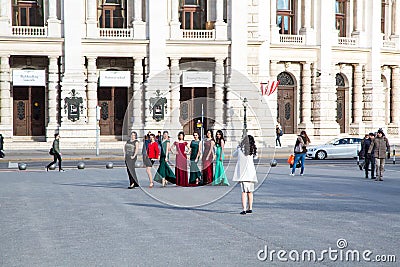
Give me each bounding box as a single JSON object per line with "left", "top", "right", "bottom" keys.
{"left": 124, "top": 129, "right": 230, "bottom": 189}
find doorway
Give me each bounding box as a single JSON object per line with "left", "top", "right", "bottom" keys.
{"left": 97, "top": 87, "right": 127, "bottom": 136}
{"left": 277, "top": 72, "right": 296, "bottom": 134}
{"left": 180, "top": 87, "right": 209, "bottom": 136}
{"left": 336, "top": 73, "right": 347, "bottom": 133}
{"left": 13, "top": 86, "right": 45, "bottom": 136}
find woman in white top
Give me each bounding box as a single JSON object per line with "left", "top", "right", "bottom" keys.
{"left": 232, "top": 134, "right": 258, "bottom": 215}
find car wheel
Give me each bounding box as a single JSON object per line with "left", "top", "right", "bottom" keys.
{"left": 315, "top": 150, "right": 327, "bottom": 160}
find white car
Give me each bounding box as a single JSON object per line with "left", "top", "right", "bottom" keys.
{"left": 307, "top": 138, "right": 362, "bottom": 160}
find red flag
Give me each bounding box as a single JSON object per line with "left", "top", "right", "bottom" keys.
{"left": 260, "top": 81, "right": 280, "bottom": 96}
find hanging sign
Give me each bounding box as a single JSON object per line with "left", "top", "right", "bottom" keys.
{"left": 182, "top": 71, "right": 213, "bottom": 87}
{"left": 12, "top": 69, "right": 46, "bottom": 86}
{"left": 99, "top": 71, "right": 131, "bottom": 87}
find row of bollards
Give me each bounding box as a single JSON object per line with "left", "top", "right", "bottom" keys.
{"left": 17, "top": 162, "right": 115, "bottom": 171}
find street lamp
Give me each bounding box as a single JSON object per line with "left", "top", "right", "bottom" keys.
{"left": 242, "top": 97, "right": 248, "bottom": 139}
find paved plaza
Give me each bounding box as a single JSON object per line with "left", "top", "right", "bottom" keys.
{"left": 0, "top": 159, "right": 399, "bottom": 266}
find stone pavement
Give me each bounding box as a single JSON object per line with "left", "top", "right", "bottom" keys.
{"left": 0, "top": 161, "right": 399, "bottom": 266}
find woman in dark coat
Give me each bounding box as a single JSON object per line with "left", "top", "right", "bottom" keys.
{"left": 125, "top": 131, "right": 140, "bottom": 189}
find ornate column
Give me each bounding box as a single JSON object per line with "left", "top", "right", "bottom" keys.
{"left": 133, "top": 0, "right": 145, "bottom": 38}
{"left": 86, "top": 57, "right": 98, "bottom": 125}
{"left": 352, "top": 0, "right": 366, "bottom": 46}
{"left": 214, "top": 0, "right": 227, "bottom": 40}
{"left": 132, "top": 57, "right": 144, "bottom": 134}
{"left": 349, "top": 64, "right": 365, "bottom": 135}
{"left": 214, "top": 57, "right": 225, "bottom": 129}
{"left": 269, "top": 0, "right": 279, "bottom": 43}
{"left": 169, "top": 0, "right": 181, "bottom": 39}
{"left": 46, "top": 56, "right": 59, "bottom": 138}
{"left": 0, "top": 56, "right": 11, "bottom": 134}
{"left": 299, "top": 0, "right": 315, "bottom": 45}
{"left": 298, "top": 62, "right": 313, "bottom": 131}
{"left": 391, "top": 0, "right": 400, "bottom": 47}
{"left": 85, "top": 0, "right": 98, "bottom": 38}
{"left": 169, "top": 57, "right": 181, "bottom": 132}
{"left": 270, "top": 60, "right": 280, "bottom": 123}
{"left": 388, "top": 66, "right": 400, "bottom": 135}
{"left": 0, "top": 0, "right": 12, "bottom": 35}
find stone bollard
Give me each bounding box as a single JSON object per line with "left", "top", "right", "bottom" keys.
{"left": 18, "top": 163, "right": 27, "bottom": 170}
{"left": 77, "top": 162, "right": 85, "bottom": 169}
{"left": 106, "top": 162, "right": 113, "bottom": 169}
{"left": 270, "top": 159, "right": 278, "bottom": 167}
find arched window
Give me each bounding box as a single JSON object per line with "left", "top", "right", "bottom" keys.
{"left": 98, "top": 0, "right": 126, "bottom": 28}
{"left": 335, "top": 73, "right": 345, "bottom": 87}
{"left": 179, "top": 0, "right": 207, "bottom": 29}
{"left": 277, "top": 72, "right": 295, "bottom": 85}
{"left": 12, "top": 0, "right": 44, "bottom": 26}
{"left": 276, "top": 0, "right": 295, "bottom": 34}
{"left": 335, "top": 0, "right": 348, "bottom": 37}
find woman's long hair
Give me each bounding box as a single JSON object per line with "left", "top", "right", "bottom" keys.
{"left": 300, "top": 131, "right": 311, "bottom": 144}
{"left": 240, "top": 135, "right": 257, "bottom": 156}
{"left": 215, "top": 130, "right": 225, "bottom": 146}
{"left": 206, "top": 129, "right": 214, "bottom": 141}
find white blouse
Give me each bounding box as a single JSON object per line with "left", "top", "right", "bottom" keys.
{"left": 232, "top": 148, "right": 258, "bottom": 183}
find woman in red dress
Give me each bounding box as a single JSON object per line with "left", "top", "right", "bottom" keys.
{"left": 173, "top": 131, "right": 190, "bottom": 187}
{"left": 146, "top": 133, "right": 160, "bottom": 188}
{"left": 202, "top": 129, "right": 215, "bottom": 185}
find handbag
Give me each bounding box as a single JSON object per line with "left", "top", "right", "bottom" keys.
{"left": 49, "top": 148, "right": 55, "bottom": 155}
{"left": 287, "top": 154, "right": 294, "bottom": 165}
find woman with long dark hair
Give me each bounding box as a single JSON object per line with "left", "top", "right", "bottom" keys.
{"left": 125, "top": 131, "right": 140, "bottom": 189}
{"left": 212, "top": 130, "right": 229, "bottom": 186}
{"left": 154, "top": 131, "right": 176, "bottom": 187}
{"left": 173, "top": 131, "right": 190, "bottom": 187}
{"left": 145, "top": 133, "right": 160, "bottom": 188}
{"left": 233, "top": 135, "right": 258, "bottom": 214}
{"left": 290, "top": 130, "right": 311, "bottom": 176}
{"left": 189, "top": 131, "right": 202, "bottom": 185}
{"left": 202, "top": 129, "right": 215, "bottom": 185}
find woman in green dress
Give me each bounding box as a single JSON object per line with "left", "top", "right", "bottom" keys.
{"left": 189, "top": 132, "right": 202, "bottom": 185}
{"left": 154, "top": 131, "right": 176, "bottom": 187}
{"left": 212, "top": 130, "right": 230, "bottom": 186}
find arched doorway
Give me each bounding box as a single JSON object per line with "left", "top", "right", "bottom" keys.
{"left": 277, "top": 72, "right": 296, "bottom": 134}
{"left": 336, "top": 73, "right": 348, "bottom": 133}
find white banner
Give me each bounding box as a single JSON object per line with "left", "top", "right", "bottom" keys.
{"left": 182, "top": 71, "right": 213, "bottom": 87}
{"left": 12, "top": 69, "right": 46, "bottom": 86}
{"left": 99, "top": 71, "right": 131, "bottom": 87}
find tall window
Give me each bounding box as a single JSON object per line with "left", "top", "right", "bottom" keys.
{"left": 12, "top": 0, "right": 44, "bottom": 26}
{"left": 276, "top": 0, "right": 295, "bottom": 34}
{"left": 98, "top": 0, "right": 126, "bottom": 28}
{"left": 179, "top": 0, "right": 207, "bottom": 29}
{"left": 335, "top": 0, "right": 348, "bottom": 37}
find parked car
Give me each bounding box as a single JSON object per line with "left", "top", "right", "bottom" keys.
{"left": 307, "top": 137, "right": 362, "bottom": 159}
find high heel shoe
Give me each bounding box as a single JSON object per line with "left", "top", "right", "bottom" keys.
{"left": 162, "top": 178, "right": 166, "bottom": 187}
{"left": 149, "top": 182, "right": 154, "bottom": 188}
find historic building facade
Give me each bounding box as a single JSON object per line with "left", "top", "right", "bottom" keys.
{"left": 0, "top": 0, "right": 399, "bottom": 148}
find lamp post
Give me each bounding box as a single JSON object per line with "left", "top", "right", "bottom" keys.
{"left": 242, "top": 97, "right": 248, "bottom": 139}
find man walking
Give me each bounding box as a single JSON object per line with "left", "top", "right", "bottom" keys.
{"left": 363, "top": 133, "right": 375, "bottom": 179}
{"left": 368, "top": 129, "right": 390, "bottom": 181}
{"left": 46, "top": 133, "right": 64, "bottom": 172}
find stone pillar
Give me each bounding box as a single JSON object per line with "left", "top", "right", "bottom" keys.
{"left": 86, "top": 57, "right": 97, "bottom": 125}
{"left": 132, "top": 57, "right": 144, "bottom": 135}
{"left": 0, "top": 0, "right": 11, "bottom": 35}
{"left": 169, "top": 57, "right": 181, "bottom": 133}
{"left": 269, "top": 0, "right": 280, "bottom": 43}
{"left": 169, "top": 0, "right": 181, "bottom": 39}
{"left": 214, "top": 57, "right": 225, "bottom": 129}
{"left": 352, "top": 0, "right": 366, "bottom": 46}
{"left": 269, "top": 60, "right": 279, "bottom": 123}
{"left": 214, "top": 0, "right": 227, "bottom": 40}
{"left": 0, "top": 56, "right": 12, "bottom": 136}
{"left": 391, "top": 0, "right": 400, "bottom": 47}
{"left": 298, "top": 62, "right": 313, "bottom": 132}
{"left": 349, "top": 64, "right": 365, "bottom": 135}
{"left": 86, "top": 0, "right": 98, "bottom": 38}
{"left": 299, "top": 0, "right": 315, "bottom": 45}
{"left": 46, "top": 56, "right": 60, "bottom": 138}
{"left": 47, "top": 0, "right": 62, "bottom": 37}
{"left": 388, "top": 66, "right": 400, "bottom": 135}
{"left": 133, "top": 0, "right": 145, "bottom": 39}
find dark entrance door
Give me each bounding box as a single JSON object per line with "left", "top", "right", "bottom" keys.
{"left": 336, "top": 88, "right": 346, "bottom": 133}
{"left": 180, "top": 87, "right": 208, "bottom": 136}
{"left": 13, "top": 86, "right": 45, "bottom": 136}
{"left": 277, "top": 87, "right": 295, "bottom": 134}
{"left": 98, "top": 87, "right": 127, "bottom": 136}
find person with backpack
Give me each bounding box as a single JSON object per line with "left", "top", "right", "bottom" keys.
{"left": 275, "top": 124, "right": 283, "bottom": 147}
{"left": 290, "top": 131, "right": 310, "bottom": 176}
